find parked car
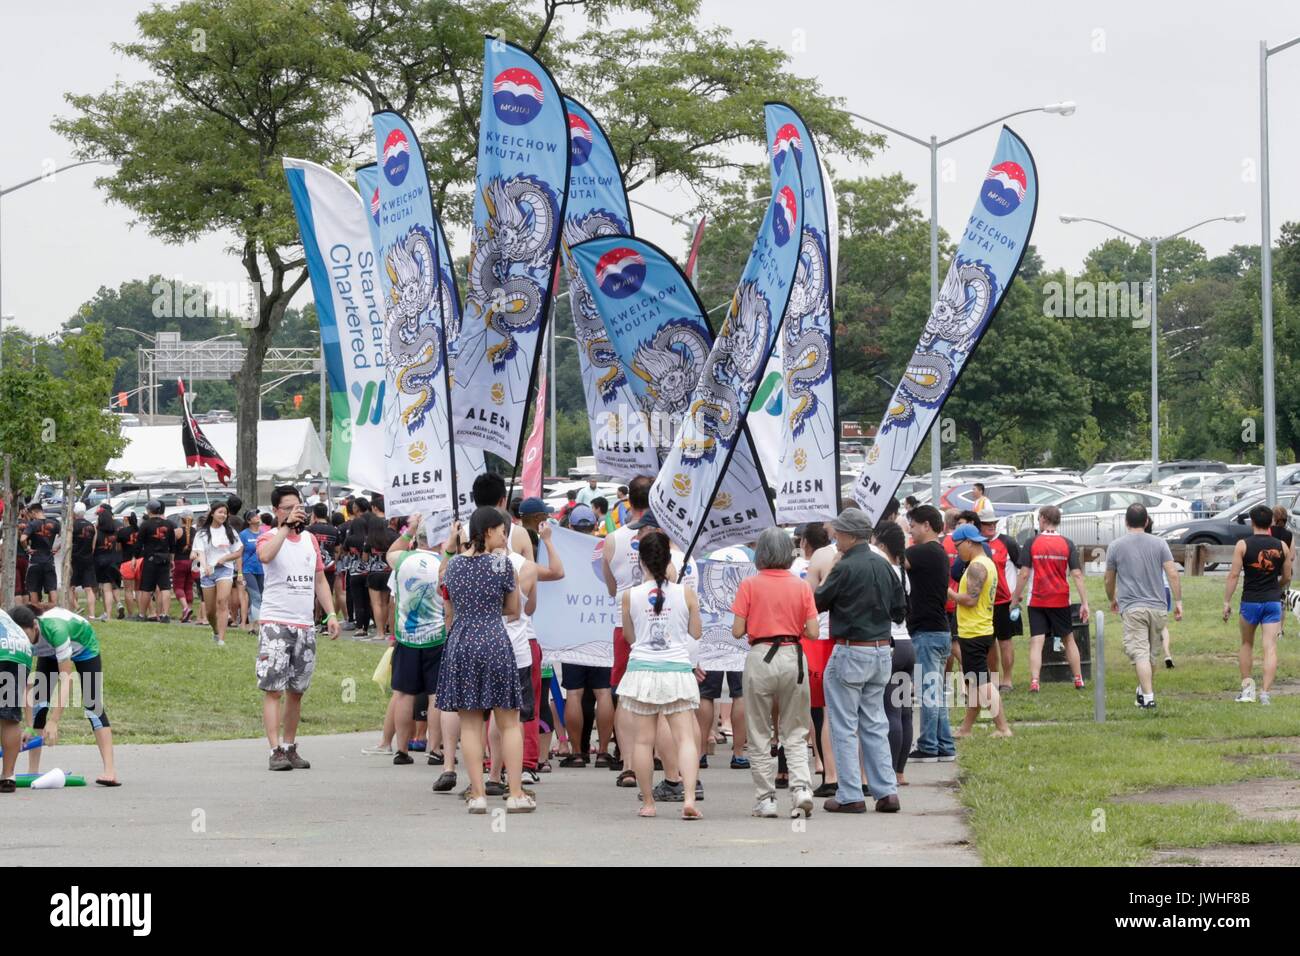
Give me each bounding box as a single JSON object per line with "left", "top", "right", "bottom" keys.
{"left": 111, "top": 488, "right": 211, "bottom": 516}
{"left": 1004, "top": 486, "right": 1193, "bottom": 548}
{"left": 939, "top": 481, "right": 1072, "bottom": 518}
{"left": 1080, "top": 461, "right": 1146, "bottom": 486}
{"left": 1115, "top": 460, "right": 1229, "bottom": 488}
{"left": 1159, "top": 490, "right": 1300, "bottom": 568}
{"left": 941, "top": 464, "right": 1017, "bottom": 482}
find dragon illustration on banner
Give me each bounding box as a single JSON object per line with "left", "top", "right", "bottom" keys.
{"left": 782, "top": 227, "right": 832, "bottom": 438}
{"left": 384, "top": 224, "right": 442, "bottom": 433}
{"left": 680, "top": 280, "right": 771, "bottom": 465}
{"left": 882, "top": 256, "right": 997, "bottom": 433}
{"left": 563, "top": 210, "right": 629, "bottom": 402}
{"left": 466, "top": 174, "right": 559, "bottom": 371}
{"left": 630, "top": 317, "right": 710, "bottom": 449}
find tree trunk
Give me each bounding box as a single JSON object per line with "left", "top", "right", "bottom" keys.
{"left": 234, "top": 325, "right": 269, "bottom": 508}
{"left": 1, "top": 455, "right": 14, "bottom": 605}
{"left": 58, "top": 467, "right": 76, "bottom": 609}
{"left": 970, "top": 425, "right": 986, "bottom": 463}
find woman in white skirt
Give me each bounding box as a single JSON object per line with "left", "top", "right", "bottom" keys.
{"left": 617, "top": 530, "right": 703, "bottom": 820}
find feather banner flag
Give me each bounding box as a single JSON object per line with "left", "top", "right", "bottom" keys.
{"left": 853, "top": 127, "right": 1039, "bottom": 521}
{"left": 452, "top": 37, "right": 571, "bottom": 466}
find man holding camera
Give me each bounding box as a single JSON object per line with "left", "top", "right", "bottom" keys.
{"left": 255, "top": 485, "right": 341, "bottom": 772}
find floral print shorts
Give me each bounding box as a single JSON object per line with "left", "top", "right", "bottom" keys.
{"left": 256, "top": 623, "right": 317, "bottom": 693}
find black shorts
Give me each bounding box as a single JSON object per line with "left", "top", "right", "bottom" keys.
{"left": 390, "top": 642, "right": 443, "bottom": 696}
{"left": 0, "top": 660, "right": 30, "bottom": 722}
{"left": 139, "top": 555, "right": 172, "bottom": 593}
{"left": 367, "top": 570, "right": 390, "bottom": 591}
{"left": 699, "top": 670, "right": 743, "bottom": 700}
{"left": 95, "top": 556, "right": 121, "bottom": 587}
{"left": 518, "top": 665, "right": 535, "bottom": 723}
{"left": 947, "top": 610, "right": 959, "bottom": 638}
{"left": 993, "top": 603, "right": 1022, "bottom": 640}
{"left": 32, "top": 654, "right": 109, "bottom": 729}
{"left": 560, "top": 663, "right": 611, "bottom": 692}
{"left": 1029, "top": 605, "right": 1072, "bottom": 639}
{"left": 957, "top": 635, "right": 995, "bottom": 678}
{"left": 70, "top": 559, "right": 97, "bottom": 589}
{"left": 26, "top": 562, "right": 57, "bottom": 596}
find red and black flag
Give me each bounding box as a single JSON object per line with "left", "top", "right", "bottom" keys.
{"left": 178, "top": 378, "right": 232, "bottom": 485}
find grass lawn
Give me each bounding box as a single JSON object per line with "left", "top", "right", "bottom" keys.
{"left": 957, "top": 575, "right": 1300, "bottom": 865}
{"left": 40, "top": 618, "right": 390, "bottom": 744}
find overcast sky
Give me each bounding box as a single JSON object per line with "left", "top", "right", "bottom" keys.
{"left": 2, "top": 0, "right": 1298, "bottom": 336}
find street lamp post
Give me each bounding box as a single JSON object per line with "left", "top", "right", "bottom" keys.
{"left": 1060, "top": 214, "right": 1245, "bottom": 485}
{"left": 1, "top": 160, "right": 113, "bottom": 373}
{"left": 1259, "top": 35, "right": 1300, "bottom": 503}
{"left": 846, "top": 103, "right": 1075, "bottom": 502}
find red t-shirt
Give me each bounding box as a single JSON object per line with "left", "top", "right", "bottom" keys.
{"left": 987, "top": 535, "right": 1011, "bottom": 605}
{"left": 1018, "top": 530, "right": 1079, "bottom": 608}
{"left": 942, "top": 535, "right": 959, "bottom": 613}
{"left": 732, "top": 569, "right": 818, "bottom": 642}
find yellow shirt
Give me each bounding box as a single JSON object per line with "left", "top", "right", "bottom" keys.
{"left": 956, "top": 554, "right": 996, "bottom": 639}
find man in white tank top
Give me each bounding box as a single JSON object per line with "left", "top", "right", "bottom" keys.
{"left": 256, "top": 485, "right": 340, "bottom": 773}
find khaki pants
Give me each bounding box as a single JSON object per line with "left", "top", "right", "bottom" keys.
{"left": 743, "top": 643, "right": 812, "bottom": 800}
{"left": 1121, "top": 606, "right": 1168, "bottom": 665}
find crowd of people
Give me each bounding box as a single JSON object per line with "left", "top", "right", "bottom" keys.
{"left": 2, "top": 474, "right": 1294, "bottom": 816}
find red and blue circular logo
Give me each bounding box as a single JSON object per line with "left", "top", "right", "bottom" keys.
{"left": 382, "top": 129, "right": 410, "bottom": 186}
{"left": 772, "top": 186, "right": 799, "bottom": 247}
{"left": 370, "top": 188, "right": 381, "bottom": 226}
{"left": 646, "top": 587, "right": 665, "bottom": 611}
{"left": 569, "top": 113, "right": 593, "bottom": 167}
{"left": 981, "top": 161, "right": 1027, "bottom": 217}
{"left": 772, "top": 122, "right": 803, "bottom": 174}
{"left": 596, "top": 247, "right": 647, "bottom": 299}
{"left": 493, "top": 67, "right": 545, "bottom": 126}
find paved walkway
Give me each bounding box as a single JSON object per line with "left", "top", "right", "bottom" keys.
{"left": 2, "top": 733, "right": 978, "bottom": 865}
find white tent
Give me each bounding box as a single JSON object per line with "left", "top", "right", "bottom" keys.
{"left": 107, "top": 419, "right": 328, "bottom": 484}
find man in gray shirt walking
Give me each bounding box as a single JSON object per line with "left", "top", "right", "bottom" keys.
{"left": 1105, "top": 504, "right": 1182, "bottom": 710}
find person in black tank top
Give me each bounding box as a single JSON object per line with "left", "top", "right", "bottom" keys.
{"left": 1224, "top": 505, "right": 1294, "bottom": 704}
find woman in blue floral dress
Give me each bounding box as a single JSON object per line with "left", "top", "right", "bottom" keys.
{"left": 437, "top": 506, "right": 533, "bottom": 813}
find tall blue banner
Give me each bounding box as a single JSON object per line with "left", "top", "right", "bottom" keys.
{"left": 569, "top": 236, "right": 776, "bottom": 558}
{"left": 764, "top": 103, "right": 840, "bottom": 524}
{"left": 370, "top": 112, "right": 458, "bottom": 524}
{"left": 853, "top": 127, "right": 1039, "bottom": 521}
{"left": 453, "top": 37, "right": 570, "bottom": 464}
{"left": 561, "top": 97, "right": 659, "bottom": 480}
{"left": 649, "top": 157, "right": 802, "bottom": 560}
{"left": 357, "top": 162, "right": 484, "bottom": 537}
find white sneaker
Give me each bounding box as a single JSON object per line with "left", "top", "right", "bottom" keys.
{"left": 751, "top": 796, "right": 778, "bottom": 818}
{"left": 522, "top": 768, "right": 541, "bottom": 785}
{"left": 1236, "top": 679, "right": 1256, "bottom": 703}
{"left": 1259, "top": 691, "right": 1272, "bottom": 706}
{"left": 361, "top": 745, "right": 394, "bottom": 756}
{"left": 791, "top": 787, "right": 814, "bottom": 818}
{"left": 216, "top": 639, "right": 226, "bottom": 647}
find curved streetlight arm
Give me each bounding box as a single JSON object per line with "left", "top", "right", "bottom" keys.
{"left": 1, "top": 159, "right": 114, "bottom": 197}
{"left": 842, "top": 111, "right": 929, "bottom": 149}
{"left": 1061, "top": 216, "right": 1150, "bottom": 246}
{"left": 938, "top": 107, "right": 1056, "bottom": 148}
{"left": 1160, "top": 216, "right": 1243, "bottom": 244}
{"left": 1267, "top": 34, "right": 1300, "bottom": 57}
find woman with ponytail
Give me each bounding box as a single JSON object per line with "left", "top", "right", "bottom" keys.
{"left": 617, "top": 530, "right": 703, "bottom": 820}
{"left": 435, "top": 506, "right": 532, "bottom": 814}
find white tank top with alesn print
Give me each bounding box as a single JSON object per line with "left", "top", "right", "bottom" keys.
{"left": 257, "top": 531, "right": 321, "bottom": 627}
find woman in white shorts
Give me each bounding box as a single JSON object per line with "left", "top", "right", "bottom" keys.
{"left": 192, "top": 503, "right": 244, "bottom": 647}
{"left": 617, "top": 530, "right": 703, "bottom": 821}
